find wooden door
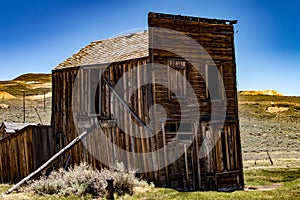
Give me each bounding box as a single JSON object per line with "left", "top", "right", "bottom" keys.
{"left": 162, "top": 121, "right": 200, "bottom": 191}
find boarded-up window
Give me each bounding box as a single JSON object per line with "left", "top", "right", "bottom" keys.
{"left": 168, "top": 59, "right": 187, "bottom": 100}
{"left": 205, "top": 64, "right": 224, "bottom": 100}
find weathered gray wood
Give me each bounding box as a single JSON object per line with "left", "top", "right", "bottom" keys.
{"left": 161, "top": 123, "right": 169, "bottom": 186}
{"left": 184, "top": 144, "right": 189, "bottom": 190}
{"left": 193, "top": 122, "right": 201, "bottom": 188}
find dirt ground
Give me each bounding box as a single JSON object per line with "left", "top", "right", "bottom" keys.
{"left": 238, "top": 94, "right": 300, "bottom": 169}
{"left": 0, "top": 97, "right": 51, "bottom": 125}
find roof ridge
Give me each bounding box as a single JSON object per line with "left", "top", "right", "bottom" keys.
{"left": 54, "top": 31, "right": 149, "bottom": 70}
{"left": 90, "top": 30, "right": 148, "bottom": 44}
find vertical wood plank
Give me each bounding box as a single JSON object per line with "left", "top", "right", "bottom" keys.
{"left": 161, "top": 123, "right": 169, "bottom": 186}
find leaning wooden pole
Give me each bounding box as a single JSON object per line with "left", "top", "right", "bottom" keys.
{"left": 6, "top": 127, "right": 93, "bottom": 194}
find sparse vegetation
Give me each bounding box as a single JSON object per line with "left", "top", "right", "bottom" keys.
{"left": 1, "top": 168, "right": 298, "bottom": 199}
{"left": 0, "top": 74, "right": 52, "bottom": 124}
{"left": 238, "top": 94, "right": 300, "bottom": 123}
{"left": 28, "top": 163, "right": 106, "bottom": 197}
{"left": 238, "top": 94, "right": 300, "bottom": 167}
{"left": 27, "top": 162, "right": 148, "bottom": 198}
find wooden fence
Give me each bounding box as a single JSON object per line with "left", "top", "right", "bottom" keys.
{"left": 0, "top": 125, "right": 53, "bottom": 183}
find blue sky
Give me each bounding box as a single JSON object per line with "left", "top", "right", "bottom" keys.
{"left": 0, "top": 0, "right": 299, "bottom": 96}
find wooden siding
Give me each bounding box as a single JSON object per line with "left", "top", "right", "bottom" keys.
{"left": 148, "top": 12, "right": 243, "bottom": 189}
{"left": 50, "top": 12, "right": 243, "bottom": 191}
{"left": 149, "top": 12, "right": 238, "bottom": 119}
{"left": 51, "top": 58, "right": 158, "bottom": 181}
{"left": 0, "top": 125, "right": 52, "bottom": 183}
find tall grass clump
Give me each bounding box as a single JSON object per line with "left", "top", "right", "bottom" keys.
{"left": 28, "top": 162, "right": 148, "bottom": 198}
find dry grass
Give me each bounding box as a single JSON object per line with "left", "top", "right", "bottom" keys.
{"left": 238, "top": 94, "right": 300, "bottom": 172}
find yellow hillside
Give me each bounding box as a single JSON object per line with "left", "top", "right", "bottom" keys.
{"left": 0, "top": 91, "right": 16, "bottom": 100}
{"left": 239, "top": 90, "right": 283, "bottom": 96}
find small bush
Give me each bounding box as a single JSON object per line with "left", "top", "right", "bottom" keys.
{"left": 293, "top": 106, "right": 300, "bottom": 111}
{"left": 113, "top": 162, "right": 136, "bottom": 195}
{"left": 28, "top": 162, "right": 148, "bottom": 198}
{"left": 276, "top": 103, "right": 290, "bottom": 108}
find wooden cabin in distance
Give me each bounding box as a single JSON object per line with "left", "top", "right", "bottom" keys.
{"left": 51, "top": 12, "right": 244, "bottom": 191}
{"left": 0, "top": 122, "right": 37, "bottom": 139}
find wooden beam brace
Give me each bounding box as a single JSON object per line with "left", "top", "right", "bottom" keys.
{"left": 102, "top": 77, "right": 153, "bottom": 135}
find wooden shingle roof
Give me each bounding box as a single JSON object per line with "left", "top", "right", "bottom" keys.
{"left": 54, "top": 31, "right": 149, "bottom": 70}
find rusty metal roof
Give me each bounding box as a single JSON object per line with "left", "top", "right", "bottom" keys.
{"left": 54, "top": 31, "right": 149, "bottom": 70}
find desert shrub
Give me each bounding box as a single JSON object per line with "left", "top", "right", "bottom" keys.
{"left": 293, "top": 106, "right": 300, "bottom": 111}
{"left": 29, "top": 163, "right": 106, "bottom": 197}
{"left": 28, "top": 162, "right": 148, "bottom": 198}
{"left": 102, "top": 162, "right": 148, "bottom": 196}
{"left": 113, "top": 162, "right": 136, "bottom": 195}
{"left": 276, "top": 103, "right": 290, "bottom": 108}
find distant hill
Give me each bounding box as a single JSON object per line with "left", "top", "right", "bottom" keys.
{"left": 0, "top": 73, "right": 51, "bottom": 97}
{"left": 239, "top": 90, "right": 283, "bottom": 96}
{"left": 13, "top": 73, "right": 51, "bottom": 83}
{"left": 0, "top": 91, "right": 16, "bottom": 100}
{"left": 238, "top": 92, "right": 300, "bottom": 122}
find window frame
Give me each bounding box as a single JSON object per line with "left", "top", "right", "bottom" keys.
{"left": 167, "top": 59, "right": 188, "bottom": 100}
{"left": 205, "top": 63, "right": 224, "bottom": 101}
{"left": 87, "top": 66, "right": 108, "bottom": 118}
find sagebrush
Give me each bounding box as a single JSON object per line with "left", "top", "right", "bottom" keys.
{"left": 28, "top": 162, "right": 148, "bottom": 198}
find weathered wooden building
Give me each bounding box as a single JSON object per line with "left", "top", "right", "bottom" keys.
{"left": 0, "top": 122, "right": 37, "bottom": 139}
{"left": 51, "top": 12, "right": 244, "bottom": 191}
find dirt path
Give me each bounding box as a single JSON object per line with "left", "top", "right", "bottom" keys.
{"left": 245, "top": 183, "right": 282, "bottom": 191}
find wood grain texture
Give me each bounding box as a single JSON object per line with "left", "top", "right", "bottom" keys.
{"left": 48, "top": 12, "right": 243, "bottom": 191}
{"left": 0, "top": 126, "right": 52, "bottom": 183}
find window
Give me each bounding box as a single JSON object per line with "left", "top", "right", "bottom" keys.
{"left": 165, "top": 122, "right": 192, "bottom": 133}
{"left": 87, "top": 67, "right": 109, "bottom": 118}
{"left": 88, "top": 68, "right": 102, "bottom": 116}
{"left": 165, "top": 122, "right": 178, "bottom": 133}
{"left": 167, "top": 59, "right": 187, "bottom": 100}
{"left": 221, "top": 130, "right": 228, "bottom": 171}
{"left": 164, "top": 122, "right": 193, "bottom": 141}
{"left": 205, "top": 64, "right": 224, "bottom": 100}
